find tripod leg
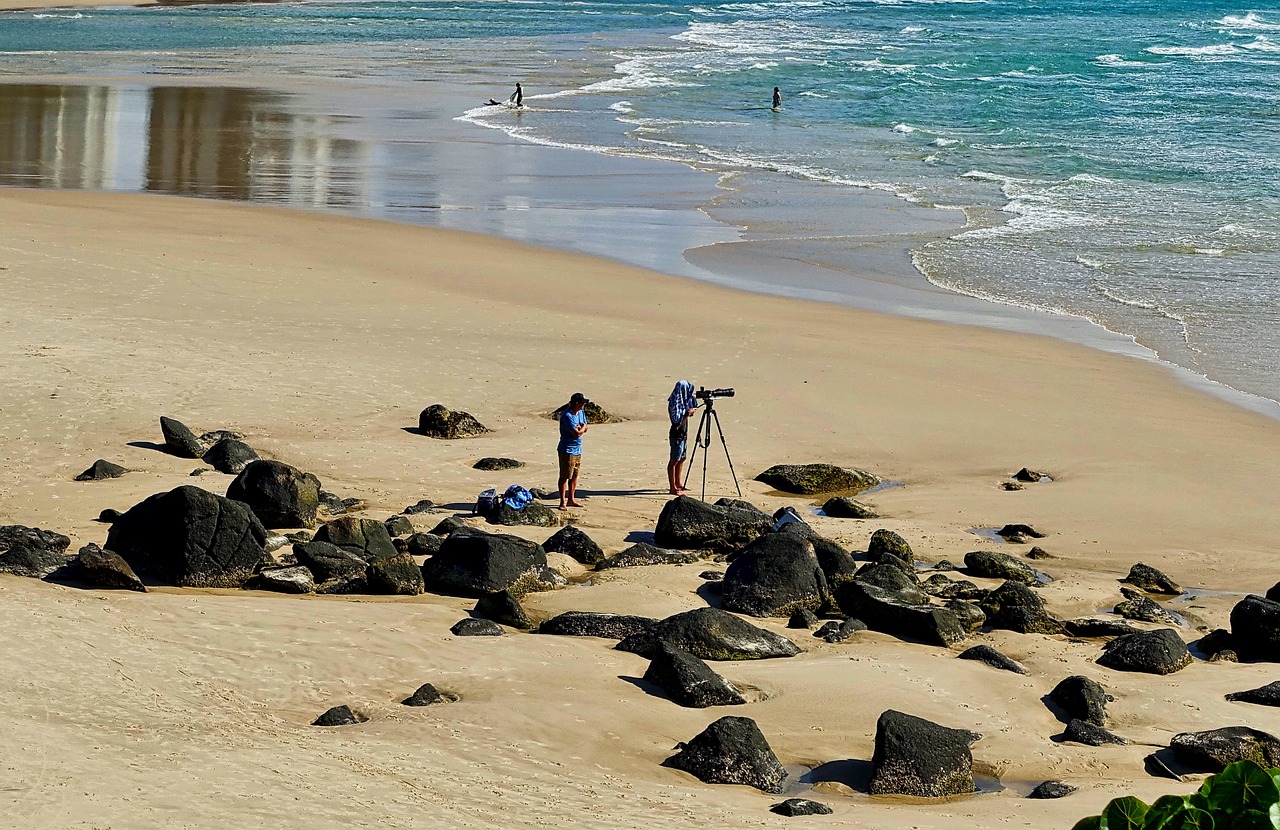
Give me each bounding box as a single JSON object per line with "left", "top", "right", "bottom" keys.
{"left": 709, "top": 409, "right": 742, "bottom": 497}
{"left": 700, "top": 411, "right": 711, "bottom": 502}
{"left": 681, "top": 408, "right": 707, "bottom": 494}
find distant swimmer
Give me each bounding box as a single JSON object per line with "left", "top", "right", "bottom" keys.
{"left": 772, "top": 86, "right": 782, "bottom": 110}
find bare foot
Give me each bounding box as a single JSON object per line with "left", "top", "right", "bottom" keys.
{"left": 668, "top": 488, "right": 680, "bottom": 495}
{"left": 557, "top": 504, "right": 568, "bottom": 510}
{"left": 566, "top": 500, "right": 584, "bottom": 507}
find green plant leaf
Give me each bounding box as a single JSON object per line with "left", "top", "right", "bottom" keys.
{"left": 1227, "top": 808, "right": 1277, "bottom": 830}
{"left": 1072, "top": 817, "right": 1104, "bottom": 830}
{"left": 1171, "top": 807, "right": 1215, "bottom": 830}
{"left": 1145, "top": 795, "right": 1192, "bottom": 830}
{"left": 1268, "top": 802, "right": 1280, "bottom": 830}
{"left": 1105, "top": 796, "right": 1151, "bottom": 830}
{"left": 1207, "top": 761, "right": 1280, "bottom": 814}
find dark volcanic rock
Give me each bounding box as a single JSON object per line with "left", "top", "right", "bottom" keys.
{"left": 788, "top": 608, "right": 819, "bottom": 629}
{"left": 422, "top": 532, "right": 552, "bottom": 597}
{"left": 1227, "top": 682, "right": 1280, "bottom": 707}
{"left": 160, "top": 415, "right": 205, "bottom": 458}
{"left": 450, "top": 618, "right": 504, "bottom": 636}
{"left": 964, "top": 550, "right": 1043, "bottom": 585}
{"left": 773, "top": 522, "right": 858, "bottom": 586}
{"left": 406, "top": 533, "right": 445, "bottom": 558}
{"left": 542, "top": 525, "right": 604, "bottom": 566}
{"left": 199, "top": 429, "right": 243, "bottom": 446}
{"left": 596, "top": 542, "right": 700, "bottom": 570}
{"left": 254, "top": 565, "right": 315, "bottom": 594}
{"left": 315, "top": 572, "right": 368, "bottom": 594}
{"left": 1115, "top": 589, "right": 1179, "bottom": 626}
{"left": 643, "top": 643, "right": 747, "bottom": 708}
{"left": 431, "top": 516, "right": 471, "bottom": 536}
{"left": 617, "top": 607, "right": 800, "bottom": 661}
{"left": 549, "top": 400, "right": 614, "bottom": 424}
{"left": 666, "top": 716, "right": 785, "bottom": 791}
{"left": 226, "top": 460, "right": 321, "bottom": 529}
{"left": 417, "top": 404, "right": 489, "bottom": 439}
{"left": 402, "top": 683, "right": 445, "bottom": 706}
{"left": 1198, "top": 628, "right": 1236, "bottom": 658}
{"left": 770, "top": 798, "right": 833, "bottom": 816}
{"left": 815, "top": 617, "right": 866, "bottom": 643}
{"left": 979, "top": 580, "right": 1064, "bottom": 635}
{"left": 1013, "top": 468, "right": 1046, "bottom": 482}
{"left": 721, "top": 532, "right": 829, "bottom": 618}
{"left": 292, "top": 541, "right": 368, "bottom": 582}
{"left": 105, "top": 486, "right": 267, "bottom": 587}
{"left": 314, "top": 516, "right": 398, "bottom": 562}
{"left": 834, "top": 579, "right": 965, "bottom": 647}
{"left": 384, "top": 515, "right": 414, "bottom": 538}
{"left": 957, "top": 645, "right": 1028, "bottom": 675}
{"left": 202, "top": 439, "right": 259, "bottom": 475}
{"left": 65, "top": 543, "right": 146, "bottom": 591}
{"left": 653, "top": 496, "right": 773, "bottom": 553}
{"left": 75, "top": 459, "right": 127, "bottom": 481}
{"left": 867, "top": 529, "right": 912, "bottom": 561}
{"left": 487, "top": 500, "right": 560, "bottom": 528}
{"left": 402, "top": 499, "right": 435, "bottom": 515}
{"left": 312, "top": 705, "right": 359, "bottom": 727}
{"left": 539, "top": 611, "right": 656, "bottom": 639}
{"left": 474, "top": 590, "right": 532, "bottom": 629}
{"left": 1170, "top": 727, "right": 1280, "bottom": 771}
{"left": 755, "top": 463, "right": 879, "bottom": 495}
{"left": 473, "top": 457, "right": 523, "bottom": 471}
{"left": 946, "top": 600, "right": 988, "bottom": 635}
{"left": 1026, "top": 547, "right": 1053, "bottom": 560}
{"left": 0, "top": 524, "right": 73, "bottom": 578}
{"left": 1065, "top": 618, "right": 1143, "bottom": 639}
{"left": 1062, "top": 719, "right": 1128, "bottom": 746}
{"left": 97, "top": 508, "right": 124, "bottom": 523}
{"left": 1229, "top": 595, "right": 1280, "bottom": 661}
{"left": 822, "top": 497, "right": 878, "bottom": 519}
{"left": 1047, "top": 676, "right": 1110, "bottom": 726}
{"left": 996, "top": 523, "right": 1046, "bottom": 539}
{"left": 1097, "top": 628, "right": 1192, "bottom": 675}
{"left": 367, "top": 552, "right": 425, "bottom": 595}
{"left": 1028, "top": 781, "right": 1077, "bottom": 799}
{"left": 1121, "top": 563, "right": 1182, "bottom": 595}
{"left": 869, "top": 710, "right": 980, "bottom": 798}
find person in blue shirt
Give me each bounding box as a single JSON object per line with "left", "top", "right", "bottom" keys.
{"left": 557, "top": 392, "right": 590, "bottom": 509}
{"left": 667, "top": 380, "right": 699, "bottom": 494}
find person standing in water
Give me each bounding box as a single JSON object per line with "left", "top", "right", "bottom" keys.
{"left": 772, "top": 86, "right": 782, "bottom": 110}
{"left": 510, "top": 82, "right": 524, "bottom": 107}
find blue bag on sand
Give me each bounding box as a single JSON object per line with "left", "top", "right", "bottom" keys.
{"left": 475, "top": 488, "right": 498, "bottom": 515}
{"left": 502, "top": 485, "right": 532, "bottom": 510}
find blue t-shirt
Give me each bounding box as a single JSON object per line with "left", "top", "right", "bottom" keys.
{"left": 558, "top": 409, "right": 586, "bottom": 455}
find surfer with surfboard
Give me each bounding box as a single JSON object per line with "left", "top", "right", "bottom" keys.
{"left": 485, "top": 82, "right": 524, "bottom": 108}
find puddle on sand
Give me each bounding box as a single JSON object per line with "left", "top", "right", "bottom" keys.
{"left": 860, "top": 480, "right": 905, "bottom": 497}
{"left": 1167, "top": 587, "right": 1249, "bottom": 604}
{"left": 967, "top": 527, "right": 1010, "bottom": 544}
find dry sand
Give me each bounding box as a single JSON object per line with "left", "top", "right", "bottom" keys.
{"left": 4, "top": 188, "right": 1280, "bottom": 828}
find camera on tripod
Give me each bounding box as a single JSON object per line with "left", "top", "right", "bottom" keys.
{"left": 694, "top": 386, "right": 735, "bottom": 401}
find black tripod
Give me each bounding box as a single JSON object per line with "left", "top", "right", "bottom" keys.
{"left": 682, "top": 397, "right": 741, "bottom": 501}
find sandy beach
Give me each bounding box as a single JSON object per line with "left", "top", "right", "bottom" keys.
{"left": 2, "top": 183, "right": 1280, "bottom": 828}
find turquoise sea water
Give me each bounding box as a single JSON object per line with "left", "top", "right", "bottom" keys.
{"left": 3, "top": 0, "right": 1279, "bottom": 403}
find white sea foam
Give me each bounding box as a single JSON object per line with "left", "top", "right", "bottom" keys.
{"left": 608, "top": 100, "right": 634, "bottom": 114}
{"left": 1093, "top": 53, "right": 1152, "bottom": 68}
{"left": 931, "top": 137, "right": 958, "bottom": 146}
{"left": 892, "top": 123, "right": 915, "bottom": 133}
{"left": 1146, "top": 43, "right": 1239, "bottom": 57}
{"left": 31, "top": 11, "right": 86, "bottom": 17}
{"left": 1218, "top": 12, "right": 1280, "bottom": 32}
{"left": 900, "top": 25, "right": 926, "bottom": 34}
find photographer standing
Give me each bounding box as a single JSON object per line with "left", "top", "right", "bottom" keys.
{"left": 557, "top": 392, "right": 589, "bottom": 509}
{"left": 667, "top": 380, "right": 699, "bottom": 495}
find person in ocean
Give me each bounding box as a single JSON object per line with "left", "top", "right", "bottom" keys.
{"left": 772, "top": 86, "right": 782, "bottom": 110}
{"left": 666, "top": 380, "right": 699, "bottom": 495}
{"left": 510, "top": 82, "right": 523, "bottom": 107}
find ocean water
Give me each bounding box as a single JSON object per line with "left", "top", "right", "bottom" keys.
{"left": 2, "top": 0, "right": 1278, "bottom": 404}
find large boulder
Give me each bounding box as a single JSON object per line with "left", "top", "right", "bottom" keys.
{"left": 160, "top": 415, "right": 205, "bottom": 458}
{"left": 720, "top": 533, "right": 829, "bottom": 618}
{"left": 405, "top": 533, "right": 445, "bottom": 558}
{"left": 0, "top": 524, "right": 73, "bottom": 578}
{"left": 314, "top": 516, "right": 398, "bottom": 562}
{"left": 1121, "top": 563, "right": 1182, "bottom": 595}
{"left": 595, "top": 542, "right": 700, "bottom": 570}
{"left": 1229, "top": 595, "right": 1280, "bottom": 661}
{"left": 1065, "top": 618, "right": 1143, "bottom": 639}
{"left": 538, "top": 611, "right": 656, "bottom": 639}
{"left": 822, "top": 497, "right": 878, "bottom": 519}
{"left": 1115, "top": 588, "right": 1179, "bottom": 626}
{"left": 1227, "top": 682, "right": 1280, "bottom": 707}
{"left": 1096, "top": 628, "right": 1192, "bottom": 675}
{"left": 226, "top": 460, "right": 321, "bottom": 529}
{"left": 254, "top": 565, "right": 315, "bottom": 594}
{"left": 617, "top": 607, "right": 800, "bottom": 661}
{"left": 867, "top": 529, "right": 912, "bottom": 561}
{"left": 979, "top": 580, "right": 1064, "bottom": 635}
{"left": 963, "top": 550, "right": 1043, "bottom": 585}
{"left": 643, "top": 643, "right": 746, "bottom": 708}
{"left": 422, "top": 532, "right": 553, "bottom": 597}
{"left": 202, "top": 439, "right": 259, "bottom": 475}
{"left": 367, "top": 552, "right": 425, "bottom": 595}
{"left": 1063, "top": 720, "right": 1128, "bottom": 746}
{"left": 64, "top": 543, "right": 146, "bottom": 591}
{"left": 105, "top": 485, "right": 268, "bottom": 587}
{"left": 653, "top": 496, "right": 773, "bottom": 553}
{"left": 957, "top": 645, "right": 1027, "bottom": 675}
{"left": 666, "top": 716, "right": 786, "bottom": 792}
{"left": 1170, "top": 727, "right": 1280, "bottom": 772}
{"left": 755, "top": 464, "right": 879, "bottom": 495}
{"left": 487, "top": 501, "right": 560, "bottom": 528}
{"left": 1047, "top": 676, "right": 1109, "bottom": 726}
{"left": 834, "top": 578, "right": 965, "bottom": 647}
{"left": 417, "top": 404, "right": 489, "bottom": 439}
{"left": 292, "top": 541, "right": 368, "bottom": 582}
{"left": 473, "top": 590, "right": 532, "bottom": 629}
{"left": 542, "top": 525, "right": 604, "bottom": 566}
{"left": 75, "top": 459, "right": 127, "bottom": 481}
{"left": 868, "top": 710, "right": 980, "bottom": 798}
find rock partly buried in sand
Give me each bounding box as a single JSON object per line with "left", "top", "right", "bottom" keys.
{"left": 422, "top": 532, "right": 556, "bottom": 597}
{"left": 617, "top": 607, "right": 800, "bottom": 661}
{"left": 539, "top": 611, "right": 656, "bottom": 640}
{"left": 1229, "top": 595, "right": 1280, "bottom": 662}
{"left": 1269, "top": 583, "right": 1280, "bottom": 603}
{"left": 549, "top": 400, "right": 614, "bottom": 424}
{"left": 789, "top": 608, "right": 819, "bottom": 630}
{"left": 979, "top": 580, "right": 1065, "bottom": 635}
{"left": 1096, "top": 628, "right": 1192, "bottom": 675}
{"left": 384, "top": 515, "right": 414, "bottom": 538}
{"left": 957, "top": 645, "right": 1028, "bottom": 675}
{"left": 822, "top": 496, "right": 878, "bottom": 519}
{"left": 487, "top": 501, "right": 560, "bottom": 528}
{"left": 418, "top": 404, "right": 490, "bottom": 439}
{"left": 1027, "top": 781, "right": 1076, "bottom": 799}
{"left": 1062, "top": 719, "right": 1128, "bottom": 746}
{"left": 1115, "top": 588, "right": 1180, "bottom": 625}
{"left": 367, "top": 552, "right": 425, "bottom": 595}
{"left": 754, "top": 464, "right": 879, "bottom": 496}
{"left": 65, "top": 543, "right": 146, "bottom": 591}
{"left": 160, "top": 415, "right": 205, "bottom": 458}
{"left": 254, "top": 565, "right": 315, "bottom": 594}
{"left": 451, "top": 618, "right": 504, "bottom": 637}
{"left": 770, "top": 798, "right": 833, "bottom": 816}
{"left": 834, "top": 572, "right": 966, "bottom": 647}
{"left": 473, "top": 457, "right": 523, "bottom": 471}
{"left": 314, "top": 516, "right": 398, "bottom": 562}
{"left": 815, "top": 618, "right": 867, "bottom": 643}
{"left": 963, "top": 550, "right": 1044, "bottom": 585}
{"left": 292, "top": 541, "right": 368, "bottom": 582}
{"left": 405, "top": 532, "right": 445, "bottom": 558}
{"left": 202, "top": 439, "right": 259, "bottom": 475}
{"left": 867, "top": 529, "right": 912, "bottom": 561}
{"left": 97, "top": 508, "right": 124, "bottom": 524}
{"left": 542, "top": 525, "right": 604, "bottom": 566}
{"left": 1227, "top": 682, "right": 1280, "bottom": 707}
{"left": 402, "top": 499, "right": 435, "bottom": 515}
{"left": 473, "top": 590, "right": 531, "bottom": 629}
{"left": 0, "top": 524, "right": 73, "bottom": 579}
{"left": 1170, "top": 726, "right": 1280, "bottom": 771}
{"left": 106, "top": 486, "right": 268, "bottom": 588}
{"left": 1064, "top": 618, "right": 1143, "bottom": 639}
{"left": 595, "top": 542, "right": 700, "bottom": 570}
{"left": 643, "top": 643, "right": 747, "bottom": 708}
{"left": 775, "top": 522, "right": 859, "bottom": 586}
{"left": 869, "top": 710, "right": 980, "bottom": 798}
{"left": 1026, "top": 547, "right": 1052, "bottom": 560}
{"left": 923, "top": 575, "right": 987, "bottom": 601}
{"left": 75, "top": 459, "right": 127, "bottom": 481}
{"left": 1048, "top": 676, "right": 1110, "bottom": 726}
{"left": 653, "top": 496, "right": 773, "bottom": 553}
{"left": 1013, "top": 468, "right": 1047, "bottom": 482}
{"left": 947, "top": 600, "right": 988, "bottom": 634}
{"left": 402, "top": 683, "right": 446, "bottom": 706}
{"left": 666, "top": 716, "right": 785, "bottom": 792}
{"left": 226, "top": 460, "right": 321, "bottom": 530}
{"left": 431, "top": 516, "right": 470, "bottom": 537}
{"left": 1121, "top": 563, "right": 1183, "bottom": 595}
{"left": 312, "top": 705, "right": 360, "bottom": 727}
{"left": 721, "top": 533, "right": 830, "bottom": 619}
{"left": 996, "top": 523, "right": 1046, "bottom": 540}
